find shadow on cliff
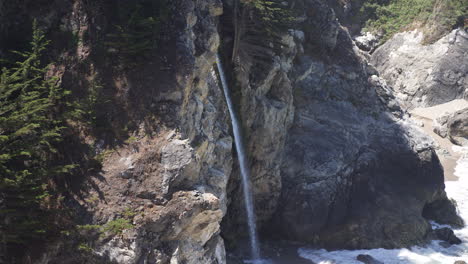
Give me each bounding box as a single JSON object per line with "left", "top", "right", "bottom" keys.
{"left": 221, "top": 0, "right": 463, "bottom": 253}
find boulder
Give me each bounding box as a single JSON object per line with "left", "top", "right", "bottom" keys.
{"left": 432, "top": 107, "right": 468, "bottom": 146}
{"left": 354, "top": 32, "right": 381, "bottom": 52}
{"left": 429, "top": 228, "right": 462, "bottom": 245}
{"left": 447, "top": 108, "right": 468, "bottom": 146}
{"left": 357, "top": 254, "right": 384, "bottom": 264}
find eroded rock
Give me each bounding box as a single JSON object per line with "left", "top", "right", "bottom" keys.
{"left": 357, "top": 254, "right": 384, "bottom": 264}
{"left": 371, "top": 29, "right": 468, "bottom": 109}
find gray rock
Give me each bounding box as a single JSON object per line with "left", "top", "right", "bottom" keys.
{"left": 224, "top": 0, "right": 461, "bottom": 250}
{"left": 371, "top": 29, "right": 468, "bottom": 109}
{"left": 433, "top": 107, "right": 468, "bottom": 146}
{"left": 434, "top": 113, "right": 451, "bottom": 138}
{"left": 38, "top": 0, "right": 232, "bottom": 263}
{"left": 354, "top": 32, "right": 381, "bottom": 52}
{"left": 12, "top": 0, "right": 464, "bottom": 262}
{"left": 439, "top": 241, "right": 452, "bottom": 248}
{"left": 447, "top": 108, "right": 468, "bottom": 146}
{"left": 357, "top": 254, "right": 384, "bottom": 264}
{"left": 429, "top": 228, "right": 462, "bottom": 245}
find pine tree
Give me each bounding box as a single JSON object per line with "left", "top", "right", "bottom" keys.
{"left": 231, "top": 0, "right": 294, "bottom": 72}
{"left": 0, "top": 20, "right": 74, "bottom": 260}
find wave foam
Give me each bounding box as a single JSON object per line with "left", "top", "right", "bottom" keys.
{"left": 299, "top": 146, "right": 468, "bottom": 264}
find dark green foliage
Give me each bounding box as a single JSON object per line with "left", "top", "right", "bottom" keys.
{"left": 73, "top": 213, "right": 135, "bottom": 253}
{"left": 232, "top": 0, "right": 294, "bottom": 72}
{"left": 0, "top": 21, "right": 75, "bottom": 258}
{"left": 101, "top": 218, "right": 133, "bottom": 235}
{"left": 79, "top": 74, "right": 107, "bottom": 128}
{"left": 359, "top": 0, "right": 467, "bottom": 41}
{"left": 104, "top": 0, "right": 169, "bottom": 66}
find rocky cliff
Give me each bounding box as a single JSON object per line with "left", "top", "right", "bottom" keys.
{"left": 0, "top": 0, "right": 464, "bottom": 263}
{"left": 222, "top": 0, "right": 462, "bottom": 250}
{"left": 371, "top": 29, "right": 468, "bottom": 109}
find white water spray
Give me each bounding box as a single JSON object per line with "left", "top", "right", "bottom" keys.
{"left": 299, "top": 145, "right": 468, "bottom": 264}
{"left": 215, "top": 54, "right": 261, "bottom": 261}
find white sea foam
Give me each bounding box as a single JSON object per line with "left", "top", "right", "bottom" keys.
{"left": 299, "top": 146, "right": 468, "bottom": 264}
{"left": 453, "top": 146, "right": 468, "bottom": 179}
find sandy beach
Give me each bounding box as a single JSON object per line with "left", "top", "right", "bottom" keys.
{"left": 411, "top": 99, "right": 468, "bottom": 181}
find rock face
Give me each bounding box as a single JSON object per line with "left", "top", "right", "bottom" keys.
{"left": 371, "top": 29, "right": 468, "bottom": 109}
{"left": 447, "top": 108, "right": 468, "bottom": 146}
{"left": 429, "top": 227, "right": 462, "bottom": 245}
{"left": 83, "top": 0, "right": 231, "bottom": 262}
{"left": 222, "top": 0, "right": 461, "bottom": 250}
{"left": 1, "top": 0, "right": 464, "bottom": 262}
{"left": 354, "top": 32, "right": 381, "bottom": 52}
{"left": 356, "top": 254, "right": 384, "bottom": 264}
{"left": 433, "top": 107, "right": 468, "bottom": 146}
{"left": 4, "top": 0, "right": 230, "bottom": 263}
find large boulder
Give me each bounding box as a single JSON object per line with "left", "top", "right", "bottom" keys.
{"left": 447, "top": 108, "right": 468, "bottom": 146}
{"left": 433, "top": 107, "right": 468, "bottom": 146}
{"left": 357, "top": 254, "right": 384, "bottom": 264}
{"left": 431, "top": 227, "right": 462, "bottom": 245}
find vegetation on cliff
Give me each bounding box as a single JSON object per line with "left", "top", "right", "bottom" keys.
{"left": 104, "top": 0, "right": 169, "bottom": 67}
{"left": 359, "top": 0, "right": 467, "bottom": 42}
{"left": 0, "top": 21, "right": 78, "bottom": 261}
{"left": 231, "top": 0, "right": 293, "bottom": 71}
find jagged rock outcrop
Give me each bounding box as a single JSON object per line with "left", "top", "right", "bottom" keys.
{"left": 356, "top": 254, "right": 384, "bottom": 264}
{"left": 2, "top": 0, "right": 230, "bottom": 263}
{"left": 429, "top": 227, "right": 462, "bottom": 245}
{"left": 434, "top": 107, "right": 468, "bottom": 146}
{"left": 223, "top": 0, "right": 461, "bottom": 250}
{"left": 447, "top": 108, "right": 468, "bottom": 146}
{"left": 354, "top": 32, "right": 381, "bottom": 52}
{"left": 371, "top": 29, "right": 468, "bottom": 109}
{"left": 80, "top": 0, "right": 231, "bottom": 263}
{"left": 1, "top": 0, "right": 464, "bottom": 262}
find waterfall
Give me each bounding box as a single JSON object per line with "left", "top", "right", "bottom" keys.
{"left": 215, "top": 54, "right": 261, "bottom": 261}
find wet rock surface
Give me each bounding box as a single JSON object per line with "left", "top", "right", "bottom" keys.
{"left": 429, "top": 228, "right": 462, "bottom": 245}
{"left": 357, "top": 254, "right": 384, "bottom": 264}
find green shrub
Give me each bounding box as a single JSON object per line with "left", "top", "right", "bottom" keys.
{"left": 232, "top": 0, "right": 294, "bottom": 73}
{"left": 101, "top": 218, "right": 133, "bottom": 235}
{"left": 104, "top": 0, "right": 169, "bottom": 66}
{"left": 0, "top": 20, "right": 76, "bottom": 258}
{"left": 360, "top": 0, "right": 467, "bottom": 41}
{"left": 77, "top": 243, "right": 94, "bottom": 252}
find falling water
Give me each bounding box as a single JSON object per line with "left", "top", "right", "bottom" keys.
{"left": 215, "top": 53, "right": 261, "bottom": 261}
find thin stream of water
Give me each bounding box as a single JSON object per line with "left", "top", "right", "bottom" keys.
{"left": 216, "top": 54, "right": 261, "bottom": 261}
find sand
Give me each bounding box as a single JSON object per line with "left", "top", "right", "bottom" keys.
{"left": 411, "top": 99, "right": 468, "bottom": 181}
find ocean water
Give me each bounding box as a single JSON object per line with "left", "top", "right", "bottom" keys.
{"left": 299, "top": 146, "right": 468, "bottom": 264}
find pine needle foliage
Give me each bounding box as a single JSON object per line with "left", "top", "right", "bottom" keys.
{"left": 360, "top": 0, "right": 467, "bottom": 42}
{"left": 232, "top": 0, "right": 294, "bottom": 73}
{"left": 104, "top": 0, "right": 169, "bottom": 66}
{"left": 0, "top": 20, "right": 75, "bottom": 257}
